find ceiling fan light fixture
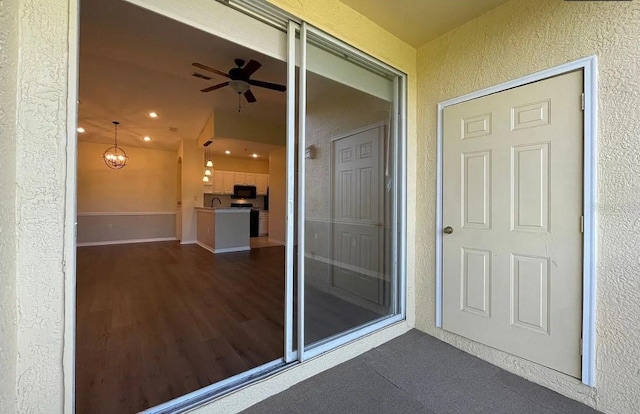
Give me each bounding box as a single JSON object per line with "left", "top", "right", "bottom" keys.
{"left": 229, "top": 80, "right": 250, "bottom": 94}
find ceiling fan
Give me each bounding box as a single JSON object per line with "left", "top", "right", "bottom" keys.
{"left": 192, "top": 58, "right": 286, "bottom": 111}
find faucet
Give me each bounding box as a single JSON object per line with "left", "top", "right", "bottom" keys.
{"left": 210, "top": 197, "right": 222, "bottom": 207}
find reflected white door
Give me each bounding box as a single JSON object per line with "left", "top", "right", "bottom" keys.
{"left": 442, "top": 71, "right": 584, "bottom": 377}
{"left": 331, "top": 124, "right": 385, "bottom": 305}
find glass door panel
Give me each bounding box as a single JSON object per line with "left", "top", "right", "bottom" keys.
{"left": 300, "top": 25, "right": 401, "bottom": 351}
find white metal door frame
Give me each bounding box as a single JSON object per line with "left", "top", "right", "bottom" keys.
{"left": 297, "top": 23, "right": 407, "bottom": 360}
{"left": 435, "top": 56, "right": 598, "bottom": 386}
{"left": 284, "top": 19, "right": 299, "bottom": 363}
{"left": 67, "top": 1, "right": 407, "bottom": 411}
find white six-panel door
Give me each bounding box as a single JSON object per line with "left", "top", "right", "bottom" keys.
{"left": 442, "top": 70, "right": 584, "bottom": 377}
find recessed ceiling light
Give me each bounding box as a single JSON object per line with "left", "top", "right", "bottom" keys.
{"left": 148, "top": 112, "right": 158, "bottom": 118}
{"left": 252, "top": 153, "right": 258, "bottom": 158}
{"left": 77, "top": 127, "right": 85, "bottom": 133}
{"left": 225, "top": 150, "right": 231, "bottom": 155}
{"left": 143, "top": 136, "right": 152, "bottom": 142}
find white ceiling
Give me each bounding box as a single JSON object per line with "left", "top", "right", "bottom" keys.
{"left": 78, "top": 0, "right": 287, "bottom": 153}
{"left": 338, "top": 0, "right": 511, "bottom": 47}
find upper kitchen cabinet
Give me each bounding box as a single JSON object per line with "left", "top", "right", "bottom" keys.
{"left": 204, "top": 170, "right": 269, "bottom": 195}
{"left": 255, "top": 174, "right": 268, "bottom": 195}
{"left": 244, "top": 173, "right": 256, "bottom": 186}
{"left": 233, "top": 172, "right": 256, "bottom": 186}
{"left": 222, "top": 171, "right": 235, "bottom": 194}
{"left": 212, "top": 170, "right": 224, "bottom": 194}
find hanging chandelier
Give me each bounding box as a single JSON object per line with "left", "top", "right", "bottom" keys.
{"left": 203, "top": 141, "right": 213, "bottom": 182}
{"left": 103, "top": 121, "right": 128, "bottom": 169}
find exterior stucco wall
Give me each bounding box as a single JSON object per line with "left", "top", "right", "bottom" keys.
{"left": 415, "top": 0, "right": 640, "bottom": 412}
{"left": 0, "top": 0, "right": 19, "bottom": 411}
{"left": 13, "top": 0, "right": 71, "bottom": 411}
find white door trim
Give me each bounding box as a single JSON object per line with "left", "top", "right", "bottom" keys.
{"left": 435, "top": 56, "right": 598, "bottom": 387}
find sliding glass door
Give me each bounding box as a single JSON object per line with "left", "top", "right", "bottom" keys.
{"left": 291, "top": 23, "right": 405, "bottom": 360}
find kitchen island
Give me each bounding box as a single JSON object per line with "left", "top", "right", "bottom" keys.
{"left": 195, "top": 207, "right": 250, "bottom": 253}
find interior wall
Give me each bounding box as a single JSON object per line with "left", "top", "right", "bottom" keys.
{"left": 209, "top": 156, "right": 270, "bottom": 174}
{"left": 181, "top": 138, "right": 204, "bottom": 243}
{"left": 77, "top": 141, "right": 177, "bottom": 244}
{"left": 0, "top": 0, "right": 19, "bottom": 410}
{"left": 415, "top": 0, "right": 640, "bottom": 412}
{"left": 78, "top": 141, "right": 177, "bottom": 212}
{"left": 268, "top": 147, "right": 286, "bottom": 245}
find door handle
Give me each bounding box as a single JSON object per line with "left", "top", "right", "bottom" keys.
{"left": 443, "top": 226, "right": 453, "bottom": 234}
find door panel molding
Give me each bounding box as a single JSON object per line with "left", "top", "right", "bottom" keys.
{"left": 435, "top": 56, "right": 598, "bottom": 387}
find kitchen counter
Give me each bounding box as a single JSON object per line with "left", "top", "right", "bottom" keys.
{"left": 195, "top": 207, "right": 250, "bottom": 253}
{"left": 195, "top": 207, "right": 250, "bottom": 213}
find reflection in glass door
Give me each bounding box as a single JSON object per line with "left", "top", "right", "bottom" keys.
{"left": 297, "top": 23, "right": 404, "bottom": 356}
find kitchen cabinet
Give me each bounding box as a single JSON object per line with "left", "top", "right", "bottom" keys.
{"left": 244, "top": 173, "right": 256, "bottom": 186}
{"left": 234, "top": 172, "right": 246, "bottom": 186}
{"left": 255, "top": 174, "right": 268, "bottom": 195}
{"left": 258, "top": 211, "right": 268, "bottom": 236}
{"left": 212, "top": 170, "right": 224, "bottom": 194}
{"left": 204, "top": 170, "right": 269, "bottom": 195}
{"left": 222, "top": 171, "right": 235, "bottom": 194}
{"left": 234, "top": 172, "right": 256, "bottom": 186}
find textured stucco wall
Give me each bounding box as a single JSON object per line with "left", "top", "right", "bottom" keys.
{"left": 0, "top": 0, "right": 19, "bottom": 411}
{"left": 415, "top": 0, "right": 640, "bottom": 412}
{"left": 10, "top": 0, "right": 71, "bottom": 412}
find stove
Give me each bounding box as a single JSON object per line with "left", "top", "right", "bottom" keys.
{"left": 230, "top": 203, "right": 253, "bottom": 208}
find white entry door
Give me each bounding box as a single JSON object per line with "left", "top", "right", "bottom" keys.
{"left": 442, "top": 70, "right": 584, "bottom": 377}
{"left": 330, "top": 124, "right": 385, "bottom": 305}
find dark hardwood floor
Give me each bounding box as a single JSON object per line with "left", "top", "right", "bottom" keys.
{"left": 76, "top": 242, "right": 383, "bottom": 414}
{"left": 76, "top": 242, "right": 285, "bottom": 414}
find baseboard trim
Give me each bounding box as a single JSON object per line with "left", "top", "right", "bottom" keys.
{"left": 268, "top": 238, "right": 285, "bottom": 245}
{"left": 214, "top": 246, "right": 251, "bottom": 254}
{"left": 77, "top": 237, "right": 177, "bottom": 247}
{"left": 181, "top": 240, "right": 197, "bottom": 245}
{"left": 196, "top": 241, "right": 215, "bottom": 253}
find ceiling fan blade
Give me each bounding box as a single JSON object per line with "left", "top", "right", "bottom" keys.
{"left": 200, "top": 81, "right": 229, "bottom": 92}
{"left": 242, "top": 59, "right": 262, "bottom": 76}
{"left": 192, "top": 62, "right": 229, "bottom": 78}
{"left": 244, "top": 89, "right": 257, "bottom": 103}
{"left": 248, "top": 79, "right": 286, "bottom": 92}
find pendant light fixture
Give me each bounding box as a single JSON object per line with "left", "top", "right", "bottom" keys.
{"left": 203, "top": 141, "right": 213, "bottom": 182}
{"left": 103, "top": 121, "right": 128, "bottom": 169}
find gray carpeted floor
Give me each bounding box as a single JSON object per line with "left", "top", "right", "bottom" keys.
{"left": 241, "top": 330, "right": 600, "bottom": 414}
